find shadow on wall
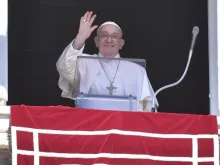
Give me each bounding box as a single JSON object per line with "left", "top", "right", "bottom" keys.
{"left": 0, "top": 34, "right": 8, "bottom": 89}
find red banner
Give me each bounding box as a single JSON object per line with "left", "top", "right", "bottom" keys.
{"left": 10, "top": 105, "right": 218, "bottom": 165}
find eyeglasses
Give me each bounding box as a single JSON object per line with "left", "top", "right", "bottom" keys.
{"left": 98, "top": 33, "right": 121, "bottom": 40}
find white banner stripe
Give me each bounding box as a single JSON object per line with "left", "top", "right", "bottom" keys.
{"left": 16, "top": 150, "right": 215, "bottom": 162}
{"left": 213, "top": 136, "right": 219, "bottom": 165}
{"left": 11, "top": 127, "right": 17, "bottom": 165}
{"left": 11, "top": 126, "right": 218, "bottom": 139}
{"left": 33, "top": 131, "right": 39, "bottom": 165}
{"left": 192, "top": 138, "right": 198, "bottom": 165}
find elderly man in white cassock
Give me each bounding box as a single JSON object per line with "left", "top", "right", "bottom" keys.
{"left": 56, "top": 11, "right": 158, "bottom": 112}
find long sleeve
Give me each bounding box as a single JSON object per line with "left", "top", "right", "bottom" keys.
{"left": 141, "top": 71, "right": 159, "bottom": 112}
{"left": 56, "top": 40, "right": 85, "bottom": 99}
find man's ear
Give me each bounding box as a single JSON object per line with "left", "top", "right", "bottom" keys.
{"left": 119, "top": 39, "right": 125, "bottom": 49}
{"left": 94, "top": 36, "right": 99, "bottom": 47}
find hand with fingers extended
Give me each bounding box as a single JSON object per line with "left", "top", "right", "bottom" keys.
{"left": 73, "top": 11, "right": 98, "bottom": 50}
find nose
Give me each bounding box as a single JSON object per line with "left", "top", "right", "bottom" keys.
{"left": 107, "top": 36, "right": 113, "bottom": 42}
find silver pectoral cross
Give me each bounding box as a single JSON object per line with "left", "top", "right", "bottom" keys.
{"left": 106, "top": 83, "right": 117, "bottom": 95}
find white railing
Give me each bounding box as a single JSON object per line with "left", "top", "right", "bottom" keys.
{"left": 1, "top": 106, "right": 220, "bottom": 165}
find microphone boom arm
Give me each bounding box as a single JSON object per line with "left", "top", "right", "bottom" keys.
{"left": 151, "top": 48, "right": 194, "bottom": 112}
{"left": 151, "top": 26, "right": 199, "bottom": 112}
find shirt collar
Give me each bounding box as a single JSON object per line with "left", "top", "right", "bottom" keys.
{"left": 98, "top": 53, "right": 120, "bottom": 58}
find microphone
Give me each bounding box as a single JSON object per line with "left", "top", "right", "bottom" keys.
{"left": 190, "top": 26, "right": 200, "bottom": 50}
{"left": 151, "top": 26, "right": 200, "bottom": 112}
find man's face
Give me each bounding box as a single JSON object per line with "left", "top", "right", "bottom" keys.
{"left": 94, "top": 24, "right": 125, "bottom": 57}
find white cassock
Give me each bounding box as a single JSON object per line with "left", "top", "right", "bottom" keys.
{"left": 56, "top": 40, "right": 159, "bottom": 112}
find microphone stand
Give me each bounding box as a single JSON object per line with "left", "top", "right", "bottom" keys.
{"left": 151, "top": 26, "right": 199, "bottom": 112}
